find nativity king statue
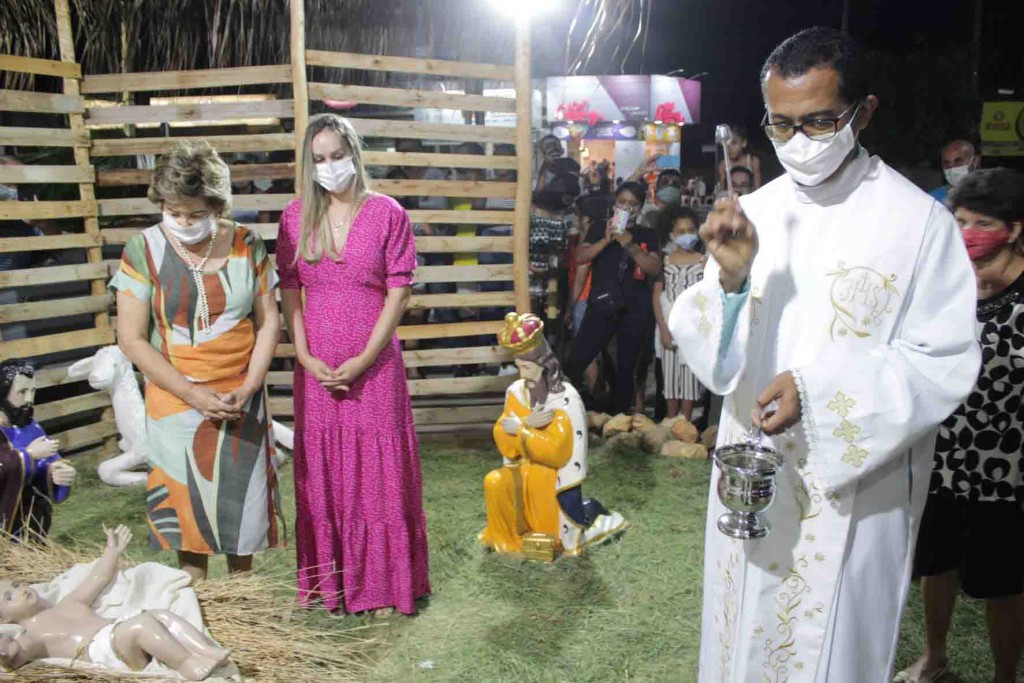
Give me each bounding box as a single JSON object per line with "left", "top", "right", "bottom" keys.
{"left": 480, "top": 312, "right": 627, "bottom": 561}
{"left": 0, "top": 359, "right": 75, "bottom": 538}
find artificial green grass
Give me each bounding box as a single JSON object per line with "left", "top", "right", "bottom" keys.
{"left": 48, "top": 439, "right": 994, "bottom": 682}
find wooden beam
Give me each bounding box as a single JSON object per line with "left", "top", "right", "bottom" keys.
{"left": 513, "top": 13, "right": 533, "bottom": 315}
{"left": 0, "top": 262, "right": 109, "bottom": 288}
{"left": 372, "top": 178, "right": 516, "bottom": 199}
{"left": 0, "top": 233, "right": 101, "bottom": 254}
{"left": 85, "top": 99, "right": 293, "bottom": 126}
{"left": 54, "top": 0, "right": 111, "bottom": 335}
{"left": 0, "top": 165, "right": 94, "bottom": 184}
{"left": 0, "top": 126, "right": 89, "bottom": 148}
{"left": 0, "top": 294, "right": 111, "bottom": 324}
{"left": 305, "top": 50, "right": 515, "bottom": 81}
{"left": 409, "top": 375, "right": 513, "bottom": 396}
{"left": 406, "top": 209, "right": 514, "bottom": 225}
{"left": 0, "top": 89, "right": 83, "bottom": 114}
{"left": 308, "top": 82, "right": 516, "bottom": 113}
{"left": 80, "top": 65, "right": 293, "bottom": 94}
{"left": 397, "top": 320, "right": 504, "bottom": 341}
{"left": 0, "top": 327, "right": 115, "bottom": 361}
{"left": 96, "top": 162, "right": 295, "bottom": 187}
{"left": 90, "top": 133, "right": 294, "bottom": 157}
{"left": 290, "top": 0, "right": 309, "bottom": 196}
{"left": 407, "top": 291, "right": 515, "bottom": 310}
{"left": 414, "top": 264, "right": 513, "bottom": 284}
{"left": 413, "top": 404, "right": 503, "bottom": 425}
{"left": 0, "top": 54, "right": 81, "bottom": 79}
{"left": 363, "top": 151, "right": 517, "bottom": 170}
{"left": 0, "top": 200, "right": 95, "bottom": 221}
{"left": 34, "top": 391, "right": 112, "bottom": 423}
{"left": 414, "top": 236, "right": 513, "bottom": 253}
{"left": 350, "top": 118, "right": 515, "bottom": 144}
{"left": 402, "top": 345, "right": 511, "bottom": 368}
{"left": 50, "top": 419, "right": 119, "bottom": 452}
{"left": 97, "top": 193, "right": 291, "bottom": 217}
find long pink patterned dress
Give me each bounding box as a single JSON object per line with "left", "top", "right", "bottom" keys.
{"left": 276, "top": 195, "right": 430, "bottom": 614}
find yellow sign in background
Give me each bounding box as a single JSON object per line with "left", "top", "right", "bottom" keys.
{"left": 980, "top": 101, "right": 1024, "bottom": 157}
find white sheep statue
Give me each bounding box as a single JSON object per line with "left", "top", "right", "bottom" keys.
{"left": 66, "top": 346, "right": 293, "bottom": 487}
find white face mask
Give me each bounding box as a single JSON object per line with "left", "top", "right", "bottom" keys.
{"left": 943, "top": 164, "right": 971, "bottom": 187}
{"left": 0, "top": 183, "right": 18, "bottom": 201}
{"left": 772, "top": 115, "right": 859, "bottom": 187}
{"left": 253, "top": 178, "right": 273, "bottom": 192}
{"left": 163, "top": 212, "right": 216, "bottom": 245}
{"left": 315, "top": 157, "right": 356, "bottom": 193}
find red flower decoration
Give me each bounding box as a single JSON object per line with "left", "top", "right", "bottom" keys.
{"left": 557, "top": 100, "right": 604, "bottom": 126}
{"left": 654, "top": 102, "right": 684, "bottom": 124}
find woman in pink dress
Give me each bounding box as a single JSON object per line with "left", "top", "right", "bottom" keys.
{"left": 277, "top": 113, "right": 430, "bottom": 615}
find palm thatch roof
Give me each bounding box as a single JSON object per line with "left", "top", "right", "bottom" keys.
{"left": 1, "top": 0, "right": 649, "bottom": 89}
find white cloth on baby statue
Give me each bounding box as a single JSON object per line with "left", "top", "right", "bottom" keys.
{"left": 0, "top": 561, "right": 237, "bottom": 680}
{"left": 88, "top": 620, "right": 134, "bottom": 671}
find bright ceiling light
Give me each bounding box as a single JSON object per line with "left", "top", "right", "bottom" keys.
{"left": 489, "top": 0, "right": 552, "bottom": 19}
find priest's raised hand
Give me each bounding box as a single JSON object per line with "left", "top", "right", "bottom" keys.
{"left": 700, "top": 196, "right": 758, "bottom": 293}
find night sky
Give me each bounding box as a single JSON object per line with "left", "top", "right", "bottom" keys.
{"left": 529, "top": 0, "right": 1022, "bottom": 173}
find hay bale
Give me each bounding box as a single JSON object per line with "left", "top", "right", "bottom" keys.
{"left": 640, "top": 424, "right": 673, "bottom": 454}
{"left": 670, "top": 418, "right": 699, "bottom": 443}
{"left": 587, "top": 411, "right": 612, "bottom": 432}
{"left": 602, "top": 413, "right": 633, "bottom": 439}
{"left": 661, "top": 441, "right": 708, "bottom": 459}
{"left": 631, "top": 414, "right": 657, "bottom": 432}
{"left": 0, "top": 534, "right": 371, "bottom": 682}
{"left": 701, "top": 425, "right": 719, "bottom": 449}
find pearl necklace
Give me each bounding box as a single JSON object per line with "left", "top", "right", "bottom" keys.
{"left": 170, "top": 227, "right": 219, "bottom": 331}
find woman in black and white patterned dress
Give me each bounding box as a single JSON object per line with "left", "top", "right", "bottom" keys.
{"left": 901, "top": 168, "right": 1024, "bottom": 683}
{"left": 652, "top": 205, "right": 705, "bottom": 420}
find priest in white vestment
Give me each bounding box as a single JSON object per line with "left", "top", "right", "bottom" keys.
{"left": 668, "top": 27, "right": 981, "bottom": 682}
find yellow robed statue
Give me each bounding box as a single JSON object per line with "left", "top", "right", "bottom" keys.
{"left": 479, "top": 312, "right": 627, "bottom": 560}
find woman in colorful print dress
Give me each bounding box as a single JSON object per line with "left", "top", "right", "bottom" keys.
{"left": 278, "top": 113, "right": 429, "bottom": 616}
{"left": 111, "top": 140, "right": 282, "bottom": 582}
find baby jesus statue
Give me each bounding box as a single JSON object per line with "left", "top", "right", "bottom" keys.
{"left": 0, "top": 525, "right": 230, "bottom": 680}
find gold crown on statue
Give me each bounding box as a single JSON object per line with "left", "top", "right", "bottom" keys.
{"left": 497, "top": 312, "right": 544, "bottom": 355}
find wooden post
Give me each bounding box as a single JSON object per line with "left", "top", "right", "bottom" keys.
{"left": 53, "top": 0, "right": 108, "bottom": 331}
{"left": 512, "top": 14, "right": 532, "bottom": 314}
{"left": 290, "top": 0, "right": 309, "bottom": 192}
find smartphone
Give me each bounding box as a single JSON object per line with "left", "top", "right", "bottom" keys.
{"left": 610, "top": 207, "right": 631, "bottom": 233}
{"left": 656, "top": 155, "right": 680, "bottom": 169}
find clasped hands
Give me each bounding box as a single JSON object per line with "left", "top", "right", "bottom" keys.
{"left": 184, "top": 382, "right": 257, "bottom": 422}
{"left": 501, "top": 408, "right": 555, "bottom": 436}
{"left": 300, "top": 353, "right": 371, "bottom": 395}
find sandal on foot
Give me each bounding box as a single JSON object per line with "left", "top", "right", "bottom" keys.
{"left": 893, "top": 658, "right": 949, "bottom": 683}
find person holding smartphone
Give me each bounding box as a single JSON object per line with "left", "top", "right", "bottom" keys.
{"left": 565, "top": 181, "right": 661, "bottom": 414}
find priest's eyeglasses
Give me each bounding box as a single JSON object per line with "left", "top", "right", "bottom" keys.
{"left": 761, "top": 103, "right": 861, "bottom": 143}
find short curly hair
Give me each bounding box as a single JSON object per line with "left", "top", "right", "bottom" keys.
{"left": 950, "top": 167, "right": 1024, "bottom": 256}
{"left": 147, "top": 139, "right": 232, "bottom": 215}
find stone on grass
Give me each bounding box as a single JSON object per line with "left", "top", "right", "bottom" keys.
{"left": 587, "top": 411, "right": 612, "bottom": 432}
{"left": 661, "top": 441, "right": 708, "bottom": 459}
{"left": 640, "top": 424, "right": 673, "bottom": 454}
{"left": 631, "top": 414, "right": 657, "bottom": 432}
{"left": 701, "top": 425, "right": 719, "bottom": 449}
{"left": 608, "top": 430, "right": 643, "bottom": 451}
{"left": 670, "top": 418, "right": 699, "bottom": 443}
{"left": 602, "top": 413, "right": 633, "bottom": 439}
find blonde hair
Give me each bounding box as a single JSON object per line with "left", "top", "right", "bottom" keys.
{"left": 297, "top": 113, "right": 372, "bottom": 262}
{"left": 147, "top": 139, "right": 232, "bottom": 215}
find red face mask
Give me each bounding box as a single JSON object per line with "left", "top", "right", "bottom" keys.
{"left": 961, "top": 226, "right": 1011, "bottom": 261}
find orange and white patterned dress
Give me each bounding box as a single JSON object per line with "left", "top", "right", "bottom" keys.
{"left": 109, "top": 223, "right": 282, "bottom": 555}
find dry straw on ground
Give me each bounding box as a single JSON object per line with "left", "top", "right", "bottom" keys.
{"left": 0, "top": 534, "right": 372, "bottom": 682}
